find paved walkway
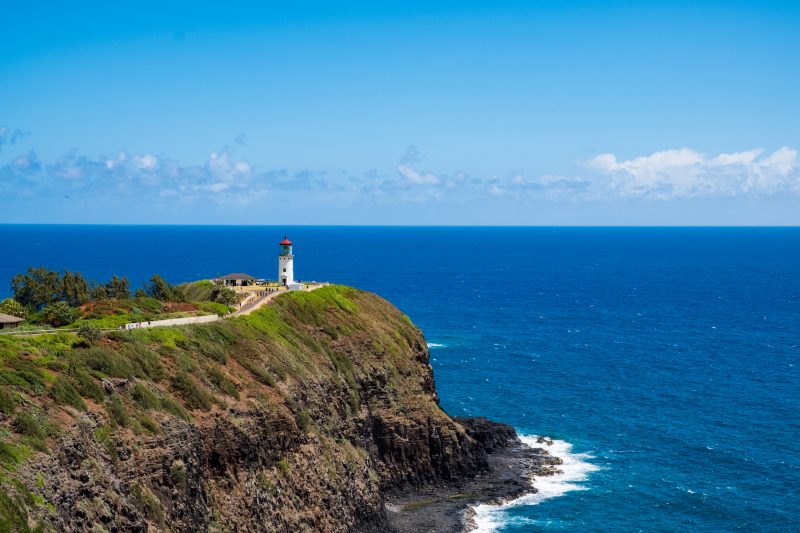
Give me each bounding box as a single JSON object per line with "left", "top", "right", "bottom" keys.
{"left": 122, "top": 314, "right": 219, "bottom": 330}
{"left": 230, "top": 290, "right": 280, "bottom": 317}
{"left": 231, "top": 283, "right": 328, "bottom": 317}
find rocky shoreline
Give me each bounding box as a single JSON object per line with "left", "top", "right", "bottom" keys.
{"left": 382, "top": 418, "right": 563, "bottom": 533}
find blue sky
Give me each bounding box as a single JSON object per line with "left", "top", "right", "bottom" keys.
{"left": 1, "top": 1, "right": 799, "bottom": 224}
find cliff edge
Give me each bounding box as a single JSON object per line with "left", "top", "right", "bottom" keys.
{"left": 0, "top": 286, "right": 537, "bottom": 531}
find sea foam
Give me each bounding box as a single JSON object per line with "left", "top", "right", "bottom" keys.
{"left": 470, "top": 435, "right": 599, "bottom": 532}
{"left": 427, "top": 342, "right": 446, "bottom": 348}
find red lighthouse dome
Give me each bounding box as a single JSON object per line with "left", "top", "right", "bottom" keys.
{"left": 279, "top": 236, "right": 293, "bottom": 246}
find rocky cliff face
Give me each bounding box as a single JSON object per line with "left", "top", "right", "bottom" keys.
{"left": 0, "top": 287, "right": 513, "bottom": 532}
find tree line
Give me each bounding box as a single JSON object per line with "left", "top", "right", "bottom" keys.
{"left": 1, "top": 267, "right": 238, "bottom": 326}
{"left": 3, "top": 268, "right": 180, "bottom": 317}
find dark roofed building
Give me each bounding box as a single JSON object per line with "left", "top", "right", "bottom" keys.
{"left": 219, "top": 273, "right": 257, "bottom": 287}
{"left": 0, "top": 312, "right": 25, "bottom": 330}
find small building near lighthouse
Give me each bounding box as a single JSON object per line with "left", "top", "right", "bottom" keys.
{"left": 278, "top": 236, "right": 295, "bottom": 287}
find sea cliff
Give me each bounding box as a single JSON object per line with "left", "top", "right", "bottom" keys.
{"left": 0, "top": 286, "right": 554, "bottom": 531}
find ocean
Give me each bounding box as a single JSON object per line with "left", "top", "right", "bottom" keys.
{"left": 2, "top": 225, "right": 799, "bottom": 531}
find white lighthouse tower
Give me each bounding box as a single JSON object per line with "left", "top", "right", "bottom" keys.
{"left": 278, "top": 236, "right": 295, "bottom": 287}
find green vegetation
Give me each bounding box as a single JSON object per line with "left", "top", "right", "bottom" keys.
{"left": 0, "top": 299, "right": 26, "bottom": 319}
{"left": 402, "top": 498, "right": 438, "bottom": 511}
{"left": 5, "top": 267, "right": 227, "bottom": 330}
{"left": 145, "top": 275, "right": 184, "bottom": 302}
{"left": 170, "top": 461, "right": 187, "bottom": 490}
{"left": 170, "top": 373, "right": 213, "bottom": 411}
{"left": 76, "top": 324, "right": 102, "bottom": 344}
{"left": 276, "top": 458, "right": 290, "bottom": 475}
{"left": 296, "top": 410, "right": 310, "bottom": 433}
{"left": 90, "top": 275, "right": 130, "bottom": 301}
{"left": 180, "top": 280, "right": 238, "bottom": 306}
{"left": 42, "top": 302, "right": 79, "bottom": 327}
{"left": 68, "top": 367, "right": 104, "bottom": 401}
{"left": 130, "top": 483, "right": 164, "bottom": 525}
{"left": 0, "top": 283, "right": 435, "bottom": 527}
{"left": 12, "top": 413, "right": 47, "bottom": 440}
{"left": 0, "top": 485, "right": 38, "bottom": 532}
{"left": 106, "top": 397, "right": 130, "bottom": 427}
{"left": 0, "top": 389, "right": 16, "bottom": 415}
{"left": 49, "top": 375, "right": 86, "bottom": 411}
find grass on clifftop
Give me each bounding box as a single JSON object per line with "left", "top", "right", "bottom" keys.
{"left": 0, "top": 285, "right": 438, "bottom": 528}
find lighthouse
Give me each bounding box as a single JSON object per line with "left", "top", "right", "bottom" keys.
{"left": 278, "top": 236, "right": 295, "bottom": 286}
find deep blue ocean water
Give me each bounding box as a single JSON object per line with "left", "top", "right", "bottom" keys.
{"left": 2, "top": 225, "right": 799, "bottom": 531}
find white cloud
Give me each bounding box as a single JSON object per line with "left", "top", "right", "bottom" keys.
{"left": 584, "top": 147, "right": 799, "bottom": 199}
{"left": 208, "top": 151, "right": 251, "bottom": 182}
{"left": 397, "top": 164, "right": 440, "bottom": 185}
{"left": 105, "top": 151, "right": 127, "bottom": 170}
{"left": 133, "top": 153, "right": 158, "bottom": 170}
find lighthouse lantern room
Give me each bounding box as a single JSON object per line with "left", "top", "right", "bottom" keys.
{"left": 278, "top": 236, "right": 295, "bottom": 286}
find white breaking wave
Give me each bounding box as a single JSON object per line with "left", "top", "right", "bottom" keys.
{"left": 470, "top": 435, "right": 599, "bottom": 532}
{"left": 427, "top": 342, "right": 446, "bottom": 348}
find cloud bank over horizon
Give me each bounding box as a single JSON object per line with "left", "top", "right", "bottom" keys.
{"left": 1, "top": 125, "right": 799, "bottom": 224}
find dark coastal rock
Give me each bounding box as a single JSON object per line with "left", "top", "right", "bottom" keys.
{"left": 455, "top": 416, "right": 520, "bottom": 453}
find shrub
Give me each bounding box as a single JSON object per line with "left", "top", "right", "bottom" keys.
{"left": 69, "top": 367, "right": 105, "bottom": 402}
{"left": 0, "top": 389, "right": 16, "bottom": 415}
{"left": 276, "top": 458, "right": 289, "bottom": 475}
{"left": 131, "top": 383, "right": 160, "bottom": 410}
{"left": 139, "top": 415, "right": 160, "bottom": 435}
{"left": 159, "top": 395, "right": 190, "bottom": 421}
{"left": 130, "top": 483, "right": 164, "bottom": 525}
{"left": 234, "top": 355, "right": 275, "bottom": 387}
{"left": 50, "top": 376, "right": 86, "bottom": 410}
{"left": 106, "top": 396, "right": 130, "bottom": 427}
{"left": 170, "top": 461, "right": 187, "bottom": 490}
{"left": 12, "top": 413, "right": 46, "bottom": 439}
{"left": 77, "top": 324, "right": 102, "bottom": 344}
{"left": 42, "top": 301, "right": 79, "bottom": 327}
{"left": 0, "top": 486, "right": 34, "bottom": 531}
{"left": 0, "top": 441, "right": 27, "bottom": 467}
{"left": 76, "top": 346, "right": 135, "bottom": 378}
{"left": 296, "top": 410, "right": 310, "bottom": 433}
{"left": 170, "top": 373, "right": 213, "bottom": 411}
{"left": 93, "top": 426, "right": 117, "bottom": 462}
{"left": 125, "top": 343, "right": 163, "bottom": 380}
{"left": 204, "top": 366, "right": 239, "bottom": 399}
{"left": 7, "top": 360, "right": 46, "bottom": 392}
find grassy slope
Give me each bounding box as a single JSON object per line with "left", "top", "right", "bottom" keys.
{"left": 0, "top": 285, "right": 442, "bottom": 529}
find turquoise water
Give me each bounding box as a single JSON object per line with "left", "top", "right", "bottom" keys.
{"left": 2, "top": 226, "right": 799, "bottom": 531}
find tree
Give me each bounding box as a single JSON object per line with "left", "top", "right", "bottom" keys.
{"left": 210, "top": 286, "right": 237, "bottom": 306}
{"left": 106, "top": 276, "right": 130, "bottom": 300}
{"left": 60, "top": 271, "right": 89, "bottom": 307}
{"left": 90, "top": 276, "right": 130, "bottom": 301}
{"left": 134, "top": 288, "right": 147, "bottom": 298}
{"left": 90, "top": 285, "right": 110, "bottom": 301}
{"left": 0, "top": 298, "right": 26, "bottom": 319}
{"left": 11, "top": 267, "right": 61, "bottom": 310}
{"left": 146, "top": 274, "right": 184, "bottom": 302}
{"left": 42, "top": 301, "right": 79, "bottom": 327}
